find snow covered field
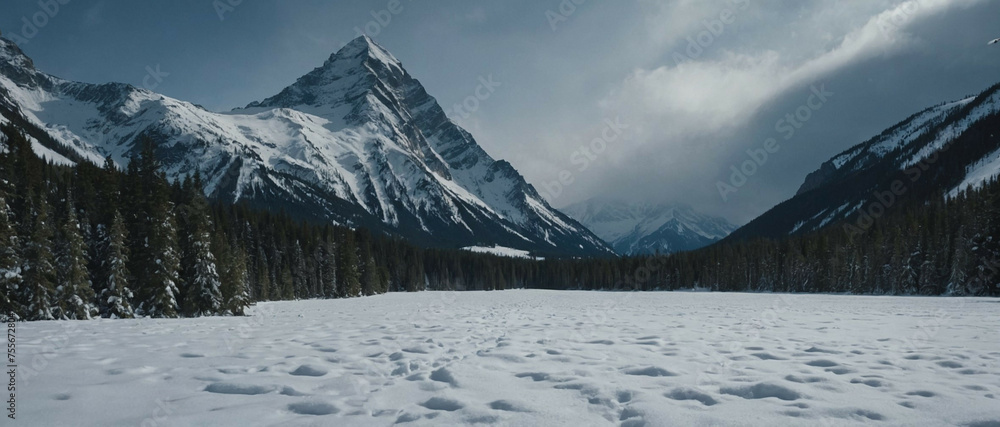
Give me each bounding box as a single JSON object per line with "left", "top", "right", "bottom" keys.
{"left": 16, "top": 291, "right": 1000, "bottom": 426}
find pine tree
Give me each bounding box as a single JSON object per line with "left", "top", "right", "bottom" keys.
{"left": 361, "top": 254, "right": 380, "bottom": 296}
{"left": 337, "top": 231, "right": 361, "bottom": 298}
{"left": 0, "top": 194, "right": 22, "bottom": 318}
{"left": 255, "top": 249, "right": 272, "bottom": 302}
{"left": 141, "top": 195, "right": 182, "bottom": 318}
{"left": 405, "top": 262, "right": 423, "bottom": 292}
{"left": 216, "top": 234, "right": 250, "bottom": 316}
{"left": 55, "top": 195, "right": 97, "bottom": 320}
{"left": 179, "top": 173, "right": 222, "bottom": 317}
{"left": 359, "top": 237, "right": 377, "bottom": 296}
{"left": 278, "top": 264, "right": 294, "bottom": 300}
{"left": 21, "top": 192, "right": 56, "bottom": 321}
{"left": 98, "top": 210, "right": 134, "bottom": 318}
{"left": 378, "top": 265, "right": 391, "bottom": 294}
{"left": 130, "top": 139, "right": 181, "bottom": 318}
{"left": 319, "top": 233, "right": 337, "bottom": 298}
{"left": 404, "top": 249, "right": 424, "bottom": 292}
{"left": 90, "top": 157, "right": 122, "bottom": 288}
{"left": 290, "top": 241, "right": 307, "bottom": 298}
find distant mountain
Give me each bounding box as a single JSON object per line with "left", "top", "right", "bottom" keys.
{"left": 0, "top": 35, "right": 613, "bottom": 257}
{"left": 561, "top": 199, "right": 736, "bottom": 256}
{"left": 728, "top": 82, "right": 1000, "bottom": 241}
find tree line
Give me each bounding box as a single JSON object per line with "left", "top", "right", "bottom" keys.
{"left": 2, "top": 120, "right": 997, "bottom": 323}
{"left": 533, "top": 176, "right": 1000, "bottom": 296}
{"left": 0, "top": 125, "right": 542, "bottom": 320}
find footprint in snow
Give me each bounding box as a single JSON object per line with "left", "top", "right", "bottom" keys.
{"left": 828, "top": 408, "right": 885, "bottom": 421}
{"left": 204, "top": 382, "right": 276, "bottom": 395}
{"left": 804, "top": 346, "right": 840, "bottom": 354}
{"left": 826, "top": 367, "right": 855, "bottom": 375}
{"left": 752, "top": 352, "right": 787, "bottom": 360}
{"left": 664, "top": 388, "right": 718, "bottom": 406}
{"left": 430, "top": 367, "right": 458, "bottom": 386}
{"left": 623, "top": 367, "right": 677, "bottom": 377}
{"left": 420, "top": 397, "right": 465, "bottom": 411}
{"left": 850, "top": 378, "right": 885, "bottom": 388}
{"left": 489, "top": 400, "right": 531, "bottom": 413}
{"left": 395, "top": 412, "right": 422, "bottom": 424}
{"left": 515, "top": 372, "right": 550, "bottom": 382}
{"left": 720, "top": 383, "right": 801, "bottom": 401}
{"left": 289, "top": 365, "right": 327, "bottom": 377}
{"left": 805, "top": 359, "right": 839, "bottom": 368}
{"left": 784, "top": 374, "right": 825, "bottom": 384}
{"left": 287, "top": 401, "right": 339, "bottom": 416}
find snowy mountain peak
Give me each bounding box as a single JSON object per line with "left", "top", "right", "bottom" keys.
{"left": 334, "top": 35, "right": 402, "bottom": 68}
{"left": 0, "top": 35, "right": 613, "bottom": 257}
{"left": 562, "top": 199, "right": 736, "bottom": 256}
{"left": 0, "top": 37, "right": 49, "bottom": 89}
{"left": 241, "top": 35, "right": 407, "bottom": 120}
{"left": 0, "top": 37, "right": 31, "bottom": 67}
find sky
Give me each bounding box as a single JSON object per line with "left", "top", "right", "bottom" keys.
{"left": 2, "top": 0, "right": 999, "bottom": 225}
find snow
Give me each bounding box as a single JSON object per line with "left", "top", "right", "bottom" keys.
{"left": 902, "top": 90, "right": 1000, "bottom": 170}
{"left": 806, "top": 202, "right": 852, "bottom": 232}
{"left": 29, "top": 139, "right": 75, "bottom": 167}
{"left": 461, "top": 245, "right": 541, "bottom": 260}
{"left": 949, "top": 146, "right": 1000, "bottom": 198}
{"left": 829, "top": 97, "right": 974, "bottom": 173}
{"left": 818, "top": 203, "right": 851, "bottom": 228}
{"left": 789, "top": 208, "right": 830, "bottom": 235}
{"left": 17, "top": 291, "right": 1000, "bottom": 426}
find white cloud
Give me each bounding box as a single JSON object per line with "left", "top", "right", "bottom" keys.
{"left": 602, "top": 0, "right": 985, "bottom": 142}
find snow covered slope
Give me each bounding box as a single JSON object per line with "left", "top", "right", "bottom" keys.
{"left": 461, "top": 245, "right": 542, "bottom": 260}
{"left": 730, "top": 82, "right": 1000, "bottom": 241}
{"left": 0, "top": 36, "right": 612, "bottom": 257}
{"left": 796, "top": 96, "right": 977, "bottom": 196}
{"left": 562, "top": 199, "right": 736, "bottom": 255}
{"left": 18, "top": 291, "right": 1000, "bottom": 426}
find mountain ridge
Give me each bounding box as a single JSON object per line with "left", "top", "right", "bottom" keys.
{"left": 562, "top": 198, "right": 736, "bottom": 256}
{"left": 727, "top": 81, "right": 1000, "bottom": 241}
{"left": 0, "top": 35, "right": 613, "bottom": 257}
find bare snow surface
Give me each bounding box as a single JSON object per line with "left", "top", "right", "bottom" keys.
{"left": 18, "top": 291, "right": 1000, "bottom": 426}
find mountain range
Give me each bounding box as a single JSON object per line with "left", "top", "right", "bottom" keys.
{"left": 727, "top": 82, "right": 1000, "bottom": 241}
{"left": 3, "top": 31, "right": 999, "bottom": 259}
{"left": 0, "top": 35, "right": 613, "bottom": 257}
{"left": 562, "top": 199, "right": 736, "bottom": 256}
